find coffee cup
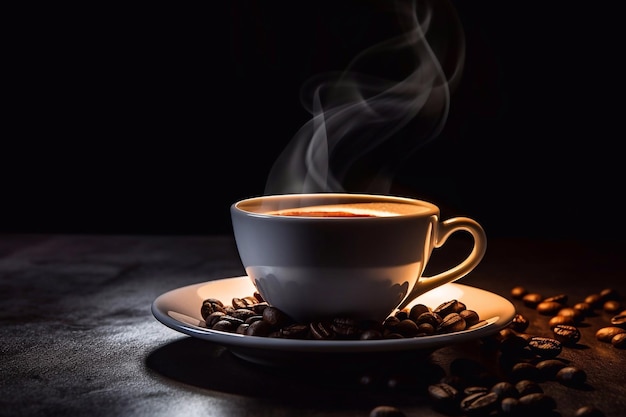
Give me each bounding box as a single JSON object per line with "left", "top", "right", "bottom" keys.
{"left": 230, "top": 193, "right": 487, "bottom": 323}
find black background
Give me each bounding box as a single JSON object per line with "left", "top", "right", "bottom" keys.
{"left": 3, "top": 1, "right": 624, "bottom": 239}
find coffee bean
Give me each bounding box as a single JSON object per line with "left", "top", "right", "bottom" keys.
{"left": 417, "top": 323, "right": 435, "bottom": 335}
{"left": 434, "top": 300, "right": 464, "bottom": 317}
{"left": 573, "top": 302, "right": 594, "bottom": 317}
{"left": 331, "top": 317, "right": 362, "bottom": 338}
{"left": 537, "top": 301, "right": 563, "bottom": 315}
{"left": 548, "top": 315, "right": 576, "bottom": 329}
{"left": 508, "top": 313, "right": 529, "bottom": 332}
{"left": 557, "top": 307, "right": 584, "bottom": 323}
{"left": 552, "top": 324, "right": 581, "bottom": 346}
{"left": 535, "top": 359, "right": 567, "bottom": 380}
{"left": 278, "top": 323, "right": 309, "bottom": 339}
{"left": 416, "top": 311, "right": 442, "bottom": 328}
{"left": 460, "top": 309, "right": 480, "bottom": 327}
{"left": 511, "top": 286, "right": 528, "bottom": 299}
{"left": 245, "top": 319, "right": 272, "bottom": 337}
{"left": 205, "top": 311, "right": 226, "bottom": 327}
{"left": 600, "top": 288, "right": 620, "bottom": 301}
{"left": 408, "top": 303, "right": 430, "bottom": 321}
{"left": 262, "top": 306, "right": 292, "bottom": 328}
{"left": 584, "top": 293, "right": 603, "bottom": 308}
{"left": 574, "top": 405, "right": 606, "bottom": 417}
{"left": 518, "top": 393, "right": 557, "bottom": 414}
{"left": 460, "top": 391, "right": 499, "bottom": 416}
{"left": 528, "top": 336, "right": 563, "bottom": 358}
{"left": 438, "top": 313, "right": 466, "bottom": 333}
{"left": 427, "top": 383, "right": 460, "bottom": 414}
{"left": 200, "top": 298, "right": 226, "bottom": 320}
{"left": 556, "top": 365, "right": 587, "bottom": 387}
{"left": 500, "top": 397, "right": 521, "bottom": 415}
{"left": 490, "top": 381, "right": 518, "bottom": 399}
{"left": 603, "top": 299, "right": 622, "bottom": 313}
{"left": 509, "top": 362, "right": 541, "bottom": 382}
{"left": 230, "top": 308, "right": 257, "bottom": 321}
{"left": 610, "top": 312, "right": 626, "bottom": 328}
{"left": 595, "top": 326, "right": 626, "bottom": 342}
{"left": 212, "top": 319, "right": 236, "bottom": 332}
{"left": 309, "top": 321, "right": 336, "bottom": 340}
{"left": 522, "top": 293, "right": 543, "bottom": 308}
{"left": 515, "top": 379, "right": 543, "bottom": 396}
{"left": 393, "top": 319, "right": 419, "bottom": 337}
{"left": 611, "top": 332, "right": 626, "bottom": 348}
{"left": 369, "top": 405, "right": 406, "bottom": 417}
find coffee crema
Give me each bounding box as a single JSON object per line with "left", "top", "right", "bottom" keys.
{"left": 267, "top": 202, "right": 430, "bottom": 217}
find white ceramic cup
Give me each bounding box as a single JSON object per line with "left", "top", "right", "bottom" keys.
{"left": 230, "top": 193, "right": 487, "bottom": 323}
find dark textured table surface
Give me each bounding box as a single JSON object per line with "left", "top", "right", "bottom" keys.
{"left": 1, "top": 234, "right": 625, "bottom": 417}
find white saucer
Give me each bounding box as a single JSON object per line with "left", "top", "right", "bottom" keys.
{"left": 152, "top": 276, "right": 516, "bottom": 366}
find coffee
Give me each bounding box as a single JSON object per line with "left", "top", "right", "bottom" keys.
{"left": 267, "top": 202, "right": 429, "bottom": 217}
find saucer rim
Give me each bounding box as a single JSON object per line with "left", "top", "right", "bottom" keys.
{"left": 151, "top": 276, "right": 516, "bottom": 354}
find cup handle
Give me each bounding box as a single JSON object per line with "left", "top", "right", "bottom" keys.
{"left": 397, "top": 217, "right": 487, "bottom": 310}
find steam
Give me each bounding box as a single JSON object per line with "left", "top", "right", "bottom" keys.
{"left": 264, "top": 0, "right": 465, "bottom": 195}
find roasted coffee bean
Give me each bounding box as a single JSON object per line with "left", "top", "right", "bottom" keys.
{"left": 500, "top": 397, "right": 521, "bottom": 415}
{"left": 600, "top": 288, "right": 620, "bottom": 301}
{"left": 490, "top": 381, "right": 518, "bottom": 399}
{"left": 552, "top": 324, "right": 581, "bottom": 346}
{"left": 518, "top": 393, "right": 557, "bottom": 414}
{"left": 205, "top": 311, "right": 226, "bottom": 327}
{"left": 498, "top": 333, "right": 529, "bottom": 355}
{"left": 537, "top": 301, "right": 563, "bottom": 316}
{"left": 417, "top": 323, "right": 435, "bottom": 335}
{"left": 460, "top": 309, "right": 480, "bottom": 327}
{"left": 252, "top": 291, "right": 265, "bottom": 303}
{"left": 556, "top": 365, "right": 587, "bottom": 387}
{"left": 369, "top": 405, "right": 406, "bottom": 417}
{"left": 212, "top": 319, "right": 236, "bottom": 332}
{"left": 460, "top": 391, "right": 499, "bottom": 416}
{"left": 383, "top": 315, "right": 401, "bottom": 329}
{"left": 464, "top": 386, "right": 489, "bottom": 396}
{"left": 574, "top": 405, "right": 606, "bottom": 417}
{"left": 603, "top": 299, "right": 622, "bottom": 313}
{"left": 235, "top": 323, "right": 249, "bottom": 334}
{"left": 548, "top": 314, "right": 576, "bottom": 329}
{"left": 438, "top": 313, "right": 466, "bottom": 333}
{"left": 309, "top": 321, "right": 336, "bottom": 340}
{"left": 535, "top": 359, "right": 567, "bottom": 380}
{"left": 509, "top": 362, "right": 541, "bottom": 382}
{"left": 557, "top": 307, "right": 584, "bottom": 323}
{"left": 522, "top": 293, "right": 543, "bottom": 308}
{"left": 573, "top": 302, "right": 594, "bottom": 317}
{"left": 508, "top": 313, "right": 530, "bottom": 332}
{"left": 543, "top": 294, "right": 568, "bottom": 304}
{"left": 262, "top": 306, "right": 292, "bottom": 328}
{"left": 331, "top": 317, "right": 362, "bottom": 338}
{"left": 511, "top": 286, "right": 528, "bottom": 299}
{"left": 611, "top": 332, "right": 626, "bottom": 348}
{"left": 231, "top": 297, "right": 253, "bottom": 309}
{"left": 394, "top": 319, "right": 419, "bottom": 337}
{"left": 200, "top": 298, "right": 226, "bottom": 320}
{"left": 244, "top": 315, "right": 263, "bottom": 324}
{"left": 595, "top": 326, "right": 626, "bottom": 342}
{"left": 427, "top": 383, "right": 460, "bottom": 414}
{"left": 434, "top": 300, "right": 464, "bottom": 317}
{"left": 394, "top": 309, "right": 409, "bottom": 321}
{"left": 584, "top": 293, "right": 603, "bottom": 308}
{"left": 528, "top": 336, "right": 562, "bottom": 358}
{"left": 245, "top": 319, "right": 272, "bottom": 337}
{"left": 408, "top": 303, "right": 430, "bottom": 321}
{"left": 610, "top": 312, "right": 626, "bottom": 328}
{"left": 278, "top": 323, "right": 309, "bottom": 339}
{"left": 416, "top": 311, "right": 442, "bottom": 328}
{"left": 230, "top": 308, "right": 257, "bottom": 321}
{"left": 251, "top": 302, "right": 269, "bottom": 315}
{"left": 515, "top": 379, "right": 543, "bottom": 396}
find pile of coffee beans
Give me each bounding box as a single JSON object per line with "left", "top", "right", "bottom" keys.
{"left": 512, "top": 285, "right": 626, "bottom": 349}
{"left": 200, "top": 293, "right": 484, "bottom": 340}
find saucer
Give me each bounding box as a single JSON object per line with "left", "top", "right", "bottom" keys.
{"left": 152, "top": 276, "right": 516, "bottom": 366}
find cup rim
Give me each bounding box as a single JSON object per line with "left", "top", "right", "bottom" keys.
{"left": 232, "top": 192, "right": 439, "bottom": 219}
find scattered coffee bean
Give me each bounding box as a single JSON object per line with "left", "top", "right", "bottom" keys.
{"left": 600, "top": 288, "right": 620, "bottom": 301}
{"left": 518, "top": 392, "right": 557, "bottom": 414}
{"left": 544, "top": 293, "right": 568, "bottom": 304}
{"left": 548, "top": 314, "right": 576, "bottom": 329}
{"left": 573, "top": 302, "right": 594, "bottom": 317}
{"left": 552, "top": 324, "right": 581, "bottom": 346}
{"left": 508, "top": 313, "right": 529, "bottom": 332}
{"left": 522, "top": 293, "right": 543, "bottom": 308}
{"left": 611, "top": 332, "right": 626, "bottom": 349}
{"left": 584, "top": 293, "right": 603, "bottom": 308}
{"left": 556, "top": 365, "right": 587, "bottom": 387}
{"left": 509, "top": 362, "right": 540, "bottom": 382}
{"left": 595, "top": 326, "right": 626, "bottom": 343}
{"left": 511, "top": 286, "right": 528, "bottom": 299}
{"left": 528, "top": 336, "right": 563, "bottom": 358}
{"left": 427, "top": 382, "right": 460, "bottom": 414}
{"left": 490, "top": 381, "right": 518, "bottom": 399}
{"left": 500, "top": 397, "right": 521, "bottom": 415}
{"left": 515, "top": 379, "right": 543, "bottom": 396}
{"left": 557, "top": 307, "right": 584, "bottom": 323}
{"left": 460, "top": 391, "right": 499, "bottom": 416}
{"left": 537, "top": 301, "right": 563, "bottom": 315}
{"left": 535, "top": 359, "right": 567, "bottom": 380}
{"left": 603, "top": 299, "right": 622, "bottom": 313}
{"left": 610, "top": 311, "right": 626, "bottom": 328}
